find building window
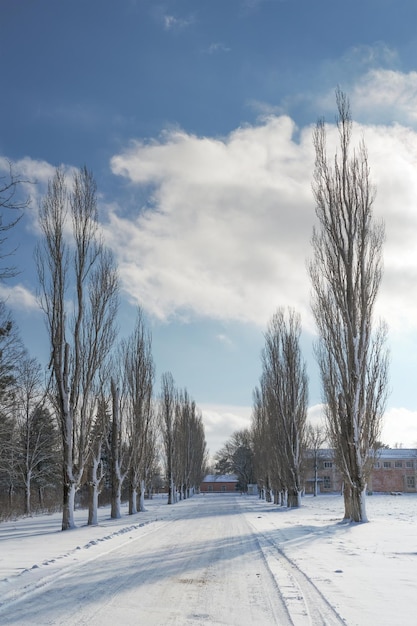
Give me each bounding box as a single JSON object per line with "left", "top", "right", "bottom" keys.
{"left": 208, "top": 485, "right": 213, "bottom": 492}
{"left": 221, "top": 485, "right": 226, "bottom": 492}
{"left": 406, "top": 476, "right": 415, "bottom": 489}
{"left": 406, "top": 461, "right": 414, "bottom": 468}
{"left": 374, "top": 462, "right": 380, "bottom": 469}
{"left": 395, "top": 461, "right": 403, "bottom": 468}
{"left": 323, "top": 476, "right": 331, "bottom": 489}
{"left": 324, "top": 461, "right": 333, "bottom": 468}
{"left": 383, "top": 461, "right": 391, "bottom": 468}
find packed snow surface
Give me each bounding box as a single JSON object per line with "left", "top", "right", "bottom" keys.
{"left": 0, "top": 493, "right": 416, "bottom": 625}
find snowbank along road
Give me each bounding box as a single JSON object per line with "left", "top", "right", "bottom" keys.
{"left": 0, "top": 494, "right": 347, "bottom": 625}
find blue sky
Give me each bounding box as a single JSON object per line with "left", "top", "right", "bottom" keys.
{"left": 1, "top": 0, "right": 417, "bottom": 456}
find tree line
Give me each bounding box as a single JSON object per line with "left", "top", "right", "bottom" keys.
{"left": 0, "top": 165, "right": 207, "bottom": 529}
{"left": 216, "top": 90, "right": 389, "bottom": 523}
{"left": 1, "top": 89, "right": 390, "bottom": 525}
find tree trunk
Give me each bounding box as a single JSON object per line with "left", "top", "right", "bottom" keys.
{"left": 88, "top": 459, "right": 101, "bottom": 525}
{"left": 138, "top": 479, "right": 146, "bottom": 512}
{"left": 24, "top": 478, "right": 31, "bottom": 516}
{"left": 287, "top": 488, "right": 302, "bottom": 508}
{"left": 129, "top": 484, "right": 138, "bottom": 515}
{"left": 167, "top": 474, "right": 174, "bottom": 505}
{"left": 342, "top": 482, "right": 352, "bottom": 521}
{"left": 62, "top": 478, "right": 76, "bottom": 530}
{"left": 111, "top": 467, "right": 122, "bottom": 519}
{"left": 350, "top": 485, "right": 368, "bottom": 523}
{"left": 111, "top": 380, "right": 123, "bottom": 519}
{"left": 38, "top": 486, "right": 44, "bottom": 509}
{"left": 88, "top": 482, "right": 99, "bottom": 525}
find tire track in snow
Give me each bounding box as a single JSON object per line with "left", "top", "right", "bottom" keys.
{"left": 247, "top": 516, "right": 347, "bottom": 626}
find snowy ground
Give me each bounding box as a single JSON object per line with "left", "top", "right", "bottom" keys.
{"left": 0, "top": 492, "right": 416, "bottom": 625}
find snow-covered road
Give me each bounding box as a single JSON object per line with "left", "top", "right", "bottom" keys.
{"left": 0, "top": 494, "right": 345, "bottom": 625}
{"left": 2, "top": 492, "right": 417, "bottom": 625}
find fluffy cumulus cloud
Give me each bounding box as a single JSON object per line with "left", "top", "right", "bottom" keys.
{"left": 108, "top": 117, "right": 316, "bottom": 328}
{"left": 199, "top": 404, "right": 252, "bottom": 458}
{"left": 201, "top": 402, "right": 417, "bottom": 457}
{"left": 351, "top": 69, "right": 417, "bottom": 125}
{"left": 107, "top": 84, "right": 417, "bottom": 336}
{"left": 382, "top": 407, "right": 417, "bottom": 448}
{"left": 0, "top": 283, "right": 39, "bottom": 311}
{"left": 0, "top": 156, "right": 56, "bottom": 210}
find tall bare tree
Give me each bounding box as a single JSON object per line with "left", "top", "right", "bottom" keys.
{"left": 36, "top": 167, "right": 119, "bottom": 530}
{"left": 109, "top": 377, "right": 130, "bottom": 519}
{"left": 261, "top": 308, "right": 308, "bottom": 507}
{"left": 122, "top": 308, "right": 155, "bottom": 514}
{"left": 309, "top": 89, "right": 389, "bottom": 522}
{"left": 251, "top": 386, "right": 273, "bottom": 501}
{"left": 174, "top": 390, "right": 207, "bottom": 499}
{"left": 159, "top": 372, "right": 177, "bottom": 504}
{"left": 86, "top": 390, "right": 110, "bottom": 525}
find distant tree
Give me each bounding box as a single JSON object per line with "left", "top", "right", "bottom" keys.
{"left": 308, "top": 89, "right": 389, "bottom": 522}
{"left": 14, "top": 356, "right": 60, "bottom": 515}
{"left": 121, "top": 308, "right": 155, "bottom": 514}
{"left": 159, "top": 372, "right": 177, "bottom": 504}
{"left": 109, "top": 377, "right": 129, "bottom": 519}
{"left": 251, "top": 386, "right": 273, "bottom": 501}
{"left": 0, "top": 303, "right": 24, "bottom": 510}
{"left": 174, "top": 389, "right": 207, "bottom": 499}
{"left": 261, "top": 308, "right": 308, "bottom": 507}
{"left": 86, "top": 391, "right": 110, "bottom": 525}
{"left": 215, "top": 429, "right": 255, "bottom": 492}
{"left": 305, "top": 423, "right": 326, "bottom": 497}
{"left": 36, "top": 167, "right": 119, "bottom": 530}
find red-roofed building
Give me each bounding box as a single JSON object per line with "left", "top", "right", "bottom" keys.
{"left": 200, "top": 474, "right": 239, "bottom": 493}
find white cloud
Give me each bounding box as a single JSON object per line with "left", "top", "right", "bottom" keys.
{"left": 200, "top": 404, "right": 252, "bottom": 458}
{"left": 0, "top": 283, "right": 39, "bottom": 311}
{"left": 216, "top": 333, "right": 234, "bottom": 348}
{"left": 201, "top": 403, "right": 417, "bottom": 461}
{"left": 381, "top": 407, "right": 417, "bottom": 448}
{"left": 163, "top": 13, "right": 193, "bottom": 31}
{"left": 0, "top": 156, "right": 56, "bottom": 210}
{"left": 109, "top": 117, "right": 316, "bottom": 328}
{"left": 205, "top": 43, "right": 231, "bottom": 55}
{"left": 108, "top": 97, "right": 417, "bottom": 337}
{"left": 306, "top": 404, "right": 417, "bottom": 449}
{"left": 351, "top": 69, "right": 417, "bottom": 126}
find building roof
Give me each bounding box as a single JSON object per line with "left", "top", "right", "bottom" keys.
{"left": 202, "top": 474, "right": 238, "bottom": 483}
{"left": 377, "top": 448, "right": 417, "bottom": 459}
{"left": 305, "top": 448, "right": 417, "bottom": 460}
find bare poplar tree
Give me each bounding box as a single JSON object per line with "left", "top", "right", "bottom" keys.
{"left": 309, "top": 89, "right": 389, "bottom": 522}
{"left": 251, "top": 386, "right": 273, "bottom": 501}
{"left": 109, "top": 377, "right": 129, "bottom": 519}
{"left": 174, "top": 390, "right": 207, "bottom": 499}
{"left": 122, "top": 308, "right": 155, "bottom": 514}
{"left": 159, "top": 372, "right": 177, "bottom": 504}
{"left": 87, "top": 392, "right": 109, "bottom": 525}
{"left": 36, "top": 167, "right": 119, "bottom": 530}
{"left": 261, "top": 308, "right": 308, "bottom": 507}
